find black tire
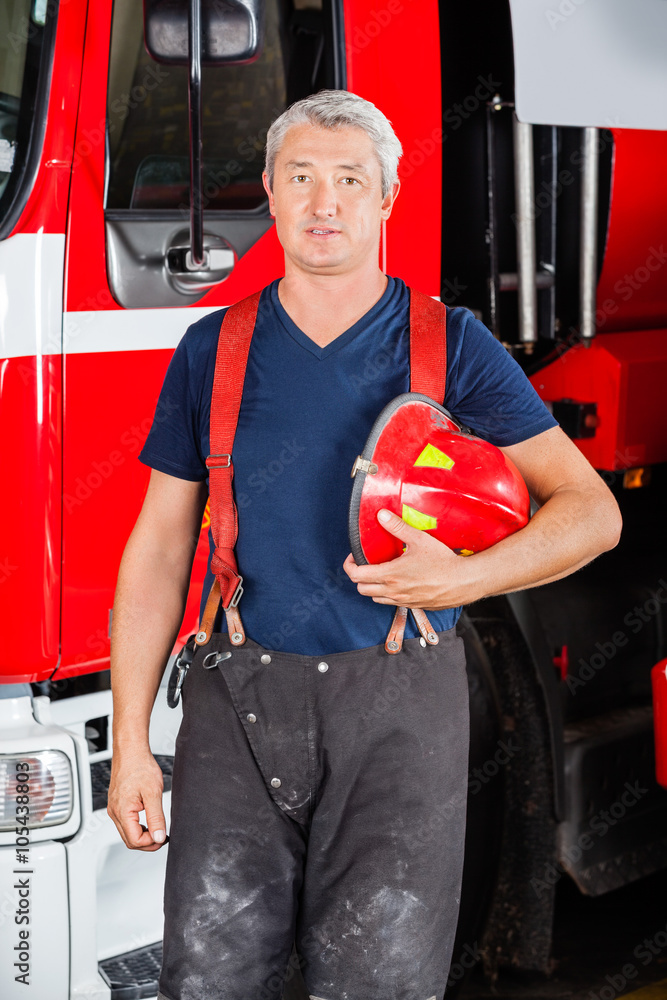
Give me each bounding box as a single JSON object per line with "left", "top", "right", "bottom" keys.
{"left": 444, "top": 615, "right": 505, "bottom": 996}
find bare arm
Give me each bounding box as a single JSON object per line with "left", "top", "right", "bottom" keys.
{"left": 343, "top": 426, "right": 623, "bottom": 609}
{"left": 108, "top": 469, "right": 208, "bottom": 850}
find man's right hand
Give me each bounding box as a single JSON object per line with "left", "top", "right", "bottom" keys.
{"left": 108, "top": 470, "right": 208, "bottom": 850}
{"left": 107, "top": 750, "right": 168, "bottom": 851}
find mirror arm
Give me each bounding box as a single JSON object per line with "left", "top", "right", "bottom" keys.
{"left": 188, "top": 0, "right": 205, "bottom": 267}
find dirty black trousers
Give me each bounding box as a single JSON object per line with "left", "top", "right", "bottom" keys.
{"left": 157, "top": 627, "right": 470, "bottom": 1000}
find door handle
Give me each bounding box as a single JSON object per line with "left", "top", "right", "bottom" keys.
{"left": 166, "top": 235, "right": 235, "bottom": 294}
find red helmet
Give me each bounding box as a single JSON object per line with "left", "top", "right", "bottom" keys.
{"left": 348, "top": 393, "right": 530, "bottom": 565}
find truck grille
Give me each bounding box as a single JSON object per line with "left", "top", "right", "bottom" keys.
{"left": 99, "top": 940, "right": 162, "bottom": 999}
{"left": 91, "top": 755, "right": 174, "bottom": 811}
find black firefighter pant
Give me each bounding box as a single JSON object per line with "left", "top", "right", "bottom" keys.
{"left": 157, "top": 626, "right": 470, "bottom": 1000}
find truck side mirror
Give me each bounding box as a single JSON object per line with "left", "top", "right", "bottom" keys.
{"left": 144, "top": 0, "right": 265, "bottom": 66}
{"left": 142, "top": 0, "right": 266, "bottom": 272}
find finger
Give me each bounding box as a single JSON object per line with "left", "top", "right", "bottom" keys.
{"left": 123, "top": 810, "right": 158, "bottom": 849}
{"left": 356, "top": 581, "right": 394, "bottom": 597}
{"left": 347, "top": 562, "right": 394, "bottom": 584}
{"left": 123, "top": 821, "right": 167, "bottom": 853}
{"left": 107, "top": 806, "right": 132, "bottom": 850}
{"left": 376, "top": 508, "right": 459, "bottom": 558}
{"left": 376, "top": 508, "right": 426, "bottom": 546}
{"left": 342, "top": 553, "right": 357, "bottom": 579}
{"left": 137, "top": 823, "right": 169, "bottom": 852}
{"left": 144, "top": 793, "right": 167, "bottom": 845}
{"left": 343, "top": 552, "right": 393, "bottom": 584}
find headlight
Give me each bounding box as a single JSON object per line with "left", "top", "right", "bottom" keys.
{"left": 0, "top": 751, "right": 74, "bottom": 831}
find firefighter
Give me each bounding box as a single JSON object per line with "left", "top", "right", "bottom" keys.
{"left": 107, "top": 90, "right": 622, "bottom": 1000}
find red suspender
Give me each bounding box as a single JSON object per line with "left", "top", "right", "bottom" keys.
{"left": 387, "top": 287, "right": 447, "bottom": 653}
{"left": 196, "top": 284, "right": 448, "bottom": 649}
{"left": 195, "top": 290, "right": 261, "bottom": 648}
{"left": 409, "top": 287, "right": 447, "bottom": 402}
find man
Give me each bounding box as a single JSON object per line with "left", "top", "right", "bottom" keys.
{"left": 108, "top": 90, "right": 621, "bottom": 1000}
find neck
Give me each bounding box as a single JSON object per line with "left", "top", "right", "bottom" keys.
{"left": 278, "top": 261, "right": 389, "bottom": 347}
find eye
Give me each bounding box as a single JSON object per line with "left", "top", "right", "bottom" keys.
{"left": 292, "top": 175, "right": 309, "bottom": 183}
{"left": 341, "top": 177, "right": 360, "bottom": 185}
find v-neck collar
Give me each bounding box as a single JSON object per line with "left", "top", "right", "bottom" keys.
{"left": 269, "top": 277, "right": 396, "bottom": 360}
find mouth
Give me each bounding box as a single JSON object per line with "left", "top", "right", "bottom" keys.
{"left": 306, "top": 227, "right": 340, "bottom": 238}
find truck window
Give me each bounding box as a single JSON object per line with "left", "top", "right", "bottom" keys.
{"left": 104, "top": 0, "right": 343, "bottom": 307}
{"left": 106, "top": 0, "right": 339, "bottom": 212}
{"left": 0, "top": 0, "right": 56, "bottom": 237}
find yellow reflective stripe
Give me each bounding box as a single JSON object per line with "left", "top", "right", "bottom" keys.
{"left": 414, "top": 442, "right": 455, "bottom": 470}
{"left": 621, "top": 981, "right": 667, "bottom": 1000}
{"left": 402, "top": 504, "right": 437, "bottom": 531}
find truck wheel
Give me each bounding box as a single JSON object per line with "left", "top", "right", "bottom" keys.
{"left": 445, "top": 615, "right": 506, "bottom": 996}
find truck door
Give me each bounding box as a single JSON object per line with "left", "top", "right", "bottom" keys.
{"left": 0, "top": 0, "right": 85, "bottom": 684}
{"left": 57, "top": 0, "right": 344, "bottom": 679}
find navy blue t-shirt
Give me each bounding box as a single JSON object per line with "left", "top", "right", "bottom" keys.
{"left": 139, "top": 276, "right": 557, "bottom": 654}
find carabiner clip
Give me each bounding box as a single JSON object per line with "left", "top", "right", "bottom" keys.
{"left": 166, "top": 637, "right": 195, "bottom": 709}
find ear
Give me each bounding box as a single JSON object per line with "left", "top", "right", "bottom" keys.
{"left": 262, "top": 171, "right": 276, "bottom": 217}
{"left": 380, "top": 179, "right": 401, "bottom": 222}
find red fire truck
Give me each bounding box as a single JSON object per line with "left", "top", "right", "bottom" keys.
{"left": 1, "top": 0, "right": 666, "bottom": 997}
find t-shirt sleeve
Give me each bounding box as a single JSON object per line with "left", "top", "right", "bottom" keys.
{"left": 445, "top": 307, "right": 558, "bottom": 446}
{"left": 138, "top": 324, "right": 209, "bottom": 482}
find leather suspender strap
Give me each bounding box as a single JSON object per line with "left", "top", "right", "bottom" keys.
{"left": 385, "top": 605, "right": 408, "bottom": 653}
{"left": 409, "top": 287, "right": 447, "bottom": 403}
{"left": 385, "top": 287, "right": 448, "bottom": 654}
{"left": 195, "top": 289, "right": 262, "bottom": 648}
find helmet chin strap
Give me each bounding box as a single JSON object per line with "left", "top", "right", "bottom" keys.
{"left": 385, "top": 606, "right": 439, "bottom": 654}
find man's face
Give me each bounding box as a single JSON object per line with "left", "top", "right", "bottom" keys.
{"left": 262, "top": 123, "right": 399, "bottom": 277}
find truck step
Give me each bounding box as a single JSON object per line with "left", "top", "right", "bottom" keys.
{"left": 560, "top": 706, "right": 667, "bottom": 894}
{"left": 91, "top": 755, "right": 174, "bottom": 811}
{"left": 98, "top": 940, "right": 162, "bottom": 999}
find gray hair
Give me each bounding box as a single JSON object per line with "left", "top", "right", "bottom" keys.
{"left": 264, "top": 90, "right": 403, "bottom": 198}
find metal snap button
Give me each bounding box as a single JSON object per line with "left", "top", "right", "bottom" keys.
{"left": 270, "top": 777, "right": 281, "bottom": 788}
{"left": 317, "top": 661, "right": 329, "bottom": 673}
{"left": 247, "top": 713, "right": 257, "bottom": 724}
{"left": 261, "top": 654, "right": 271, "bottom": 664}
{"left": 420, "top": 637, "right": 427, "bottom": 648}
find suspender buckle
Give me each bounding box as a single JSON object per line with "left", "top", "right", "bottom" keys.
{"left": 206, "top": 454, "right": 231, "bottom": 469}
{"left": 229, "top": 577, "right": 244, "bottom": 608}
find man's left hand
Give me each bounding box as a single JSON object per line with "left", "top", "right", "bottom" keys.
{"left": 343, "top": 508, "right": 480, "bottom": 610}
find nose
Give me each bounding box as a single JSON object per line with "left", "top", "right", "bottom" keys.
{"left": 309, "top": 179, "right": 337, "bottom": 220}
